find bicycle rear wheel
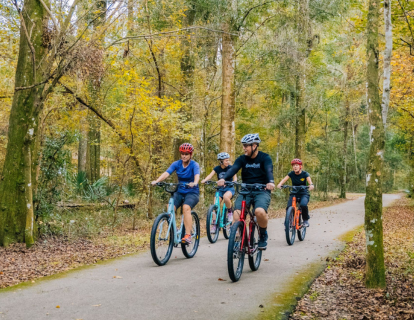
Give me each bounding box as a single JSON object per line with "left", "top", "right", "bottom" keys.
{"left": 227, "top": 221, "right": 245, "bottom": 282}
{"left": 248, "top": 221, "right": 262, "bottom": 271}
{"left": 222, "top": 209, "right": 231, "bottom": 240}
{"left": 181, "top": 211, "right": 200, "bottom": 258}
{"left": 298, "top": 214, "right": 306, "bottom": 241}
{"left": 150, "top": 213, "right": 174, "bottom": 266}
{"left": 206, "top": 205, "right": 220, "bottom": 243}
{"left": 284, "top": 207, "right": 296, "bottom": 245}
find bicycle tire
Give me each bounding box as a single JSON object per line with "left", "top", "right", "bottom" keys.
{"left": 222, "top": 209, "right": 231, "bottom": 240}
{"left": 297, "top": 214, "right": 306, "bottom": 241}
{"left": 181, "top": 211, "right": 200, "bottom": 258}
{"left": 206, "top": 205, "right": 220, "bottom": 243}
{"left": 227, "top": 221, "right": 245, "bottom": 282}
{"left": 248, "top": 221, "right": 262, "bottom": 271}
{"left": 150, "top": 213, "right": 174, "bottom": 266}
{"left": 285, "top": 207, "right": 296, "bottom": 245}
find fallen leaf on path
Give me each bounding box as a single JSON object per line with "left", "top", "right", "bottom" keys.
{"left": 56, "top": 305, "right": 60, "bottom": 308}
{"left": 113, "top": 276, "right": 122, "bottom": 279}
{"left": 218, "top": 278, "right": 226, "bottom": 281}
{"left": 92, "top": 304, "right": 101, "bottom": 307}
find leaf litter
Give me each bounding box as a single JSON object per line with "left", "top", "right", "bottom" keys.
{"left": 290, "top": 197, "right": 414, "bottom": 320}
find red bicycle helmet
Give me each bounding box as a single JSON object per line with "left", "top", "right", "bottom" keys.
{"left": 291, "top": 158, "right": 303, "bottom": 165}
{"left": 179, "top": 143, "right": 194, "bottom": 154}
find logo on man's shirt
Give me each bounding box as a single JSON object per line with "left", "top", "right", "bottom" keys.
{"left": 300, "top": 178, "right": 305, "bottom": 181}
{"left": 245, "top": 163, "right": 261, "bottom": 169}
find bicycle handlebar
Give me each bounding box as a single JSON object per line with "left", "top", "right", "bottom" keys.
{"left": 153, "top": 182, "right": 196, "bottom": 193}
{"left": 204, "top": 180, "right": 235, "bottom": 189}
{"left": 281, "top": 185, "right": 309, "bottom": 191}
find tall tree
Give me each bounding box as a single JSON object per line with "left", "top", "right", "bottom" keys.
{"left": 364, "top": 0, "right": 390, "bottom": 288}
{"left": 0, "top": 0, "right": 48, "bottom": 246}
{"left": 86, "top": 0, "right": 106, "bottom": 183}
{"left": 220, "top": 1, "right": 236, "bottom": 160}
{"left": 294, "top": 0, "right": 312, "bottom": 159}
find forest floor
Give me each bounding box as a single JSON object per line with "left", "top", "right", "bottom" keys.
{"left": 0, "top": 193, "right": 363, "bottom": 289}
{"left": 289, "top": 197, "right": 414, "bottom": 320}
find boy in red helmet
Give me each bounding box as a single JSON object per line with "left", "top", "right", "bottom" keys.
{"left": 152, "top": 143, "right": 200, "bottom": 244}
{"left": 277, "top": 158, "right": 314, "bottom": 227}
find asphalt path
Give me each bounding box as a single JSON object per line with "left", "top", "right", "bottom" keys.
{"left": 0, "top": 194, "right": 400, "bottom": 320}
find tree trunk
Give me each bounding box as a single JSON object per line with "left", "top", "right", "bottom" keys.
{"left": 24, "top": 137, "right": 34, "bottom": 248}
{"left": 86, "top": 110, "right": 101, "bottom": 182}
{"left": 220, "top": 24, "right": 236, "bottom": 160}
{"left": 294, "top": 0, "right": 311, "bottom": 160}
{"left": 364, "top": 0, "right": 386, "bottom": 288}
{"left": 339, "top": 101, "right": 349, "bottom": 198}
{"left": 78, "top": 114, "right": 88, "bottom": 174}
{"left": 86, "top": 0, "right": 106, "bottom": 183}
{"left": 0, "top": 0, "right": 47, "bottom": 246}
{"left": 381, "top": 0, "right": 392, "bottom": 128}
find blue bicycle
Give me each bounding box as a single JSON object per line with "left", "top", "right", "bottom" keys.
{"left": 150, "top": 182, "right": 200, "bottom": 266}
{"left": 204, "top": 181, "right": 233, "bottom": 243}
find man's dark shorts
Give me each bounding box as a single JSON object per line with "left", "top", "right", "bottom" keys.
{"left": 173, "top": 192, "right": 199, "bottom": 209}
{"left": 234, "top": 190, "right": 271, "bottom": 212}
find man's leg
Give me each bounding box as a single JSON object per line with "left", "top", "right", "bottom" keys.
{"left": 253, "top": 191, "right": 271, "bottom": 250}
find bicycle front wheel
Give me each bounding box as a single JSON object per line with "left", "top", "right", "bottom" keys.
{"left": 206, "top": 205, "right": 220, "bottom": 243}
{"left": 150, "top": 213, "right": 174, "bottom": 266}
{"left": 298, "top": 214, "right": 306, "bottom": 241}
{"left": 248, "top": 221, "right": 262, "bottom": 271}
{"left": 227, "top": 221, "right": 245, "bottom": 282}
{"left": 285, "top": 207, "right": 296, "bottom": 245}
{"left": 181, "top": 211, "right": 200, "bottom": 258}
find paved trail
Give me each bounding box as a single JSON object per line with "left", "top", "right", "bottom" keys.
{"left": 0, "top": 194, "right": 400, "bottom": 320}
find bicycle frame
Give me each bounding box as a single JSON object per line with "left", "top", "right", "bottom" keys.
{"left": 159, "top": 196, "right": 185, "bottom": 246}
{"left": 239, "top": 196, "right": 259, "bottom": 256}
{"left": 291, "top": 195, "right": 302, "bottom": 230}
{"left": 214, "top": 190, "right": 228, "bottom": 228}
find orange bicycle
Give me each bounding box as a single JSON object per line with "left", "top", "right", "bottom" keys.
{"left": 282, "top": 185, "right": 309, "bottom": 245}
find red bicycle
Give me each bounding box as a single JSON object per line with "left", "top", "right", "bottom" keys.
{"left": 282, "top": 185, "right": 309, "bottom": 245}
{"left": 227, "top": 183, "right": 267, "bottom": 282}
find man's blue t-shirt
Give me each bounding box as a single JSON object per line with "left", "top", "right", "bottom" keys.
{"left": 166, "top": 160, "right": 200, "bottom": 194}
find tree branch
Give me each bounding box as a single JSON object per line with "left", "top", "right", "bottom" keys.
{"left": 106, "top": 26, "right": 238, "bottom": 48}
{"left": 13, "top": 0, "right": 36, "bottom": 81}
{"left": 59, "top": 82, "right": 143, "bottom": 175}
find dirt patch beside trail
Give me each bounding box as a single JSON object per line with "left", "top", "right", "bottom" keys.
{"left": 290, "top": 197, "right": 414, "bottom": 320}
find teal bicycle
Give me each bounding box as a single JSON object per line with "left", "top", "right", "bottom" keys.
{"left": 150, "top": 182, "right": 200, "bottom": 266}
{"left": 205, "top": 181, "right": 233, "bottom": 243}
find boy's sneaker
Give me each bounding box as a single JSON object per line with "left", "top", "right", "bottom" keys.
{"left": 258, "top": 231, "right": 268, "bottom": 250}
{"left": 181, "top": 234, "right": 192, "bottom": 245}
{"left": 227, "top": 210, "right": 233, "bottom": 222}
{"left": 302, "top": 220, "right": 310, "bottom": 228}
{"left": 210, "top": 220, "right": 217, "bottom": 234}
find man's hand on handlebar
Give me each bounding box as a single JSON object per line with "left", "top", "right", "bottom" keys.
{"left": 188, "top": 182, "right": 197, "bottom": 188}
{"left": 277, "top": 183, "right": 283, "bottom": 190}
{"left": 266, "top": 182, "right": 275, "bottom": 191}
{"left": 217, "top": 179, "right": 225, "bottom": 187}
{"left": 151, "top": 181, "right": 158, "bottom": 186}
{"left": 309, "top": 185, "right": 314, "bottom": 191}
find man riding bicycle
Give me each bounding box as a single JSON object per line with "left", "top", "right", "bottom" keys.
{"left": 151, "top": 143, "right": 200, "bottom": 245}
{"left": 277, "top": 158, "right": 314, "bottom": 227}
{"left": 217, "top": 134, "right": 275, "bottom": 250}
{"left": 201, "top": 152, "right": 237, "bottom": 233}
